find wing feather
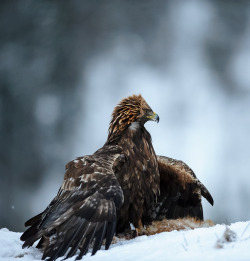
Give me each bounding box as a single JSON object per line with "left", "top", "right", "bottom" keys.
{"left": 105, "top": 201, "right": 117, "bottom": 250}
{"left": 147, "top": 155, "right": 213, "bottom": 222}
{"left": 21, "top": 145, "right": 124, "bottom": 260}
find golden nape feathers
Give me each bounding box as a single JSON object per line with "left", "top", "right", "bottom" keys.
{"left": 107, "top": 94, "right": 156, "bottom": 143}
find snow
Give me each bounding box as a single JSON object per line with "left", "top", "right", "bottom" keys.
{"left": 1, "top": 221, "right": 250, "bottom": 261}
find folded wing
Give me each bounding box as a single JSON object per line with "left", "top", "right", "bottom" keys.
{"left": 148, "top": 156, "right": 213, "bottom": 222}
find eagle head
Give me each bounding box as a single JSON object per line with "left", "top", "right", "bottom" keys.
{"left": 107, "top": 94, "right": 159, "bottom": 142}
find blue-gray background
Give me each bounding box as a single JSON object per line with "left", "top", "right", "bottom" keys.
{"left": 1, "top": 0, "right": 250, "bottom": 231}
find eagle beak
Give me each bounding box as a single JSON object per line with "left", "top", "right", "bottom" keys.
{"left": 147, "top": 112, "right": 160, "bottom": 123}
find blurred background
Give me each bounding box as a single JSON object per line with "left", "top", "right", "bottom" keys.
{"left": 1, "top": 0, "right": 250, "bottom": 232}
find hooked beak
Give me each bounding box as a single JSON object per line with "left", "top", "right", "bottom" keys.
{"left": 146, "top": 112, "right": 160, "bottom": 123}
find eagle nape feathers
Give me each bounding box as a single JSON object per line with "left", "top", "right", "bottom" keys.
{"left": 21, "top": 94, "right": 213, "bottom": 260}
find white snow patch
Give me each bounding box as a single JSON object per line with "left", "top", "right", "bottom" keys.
{"left": 1, "top": 221, "right": 250, "bottom": 261}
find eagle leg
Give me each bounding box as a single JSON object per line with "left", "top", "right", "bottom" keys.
{"left": 135, "top": 219, "right": 147, "bottom": 236}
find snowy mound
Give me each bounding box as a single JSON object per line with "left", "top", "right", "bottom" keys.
{"left": 1, "top": 221, "right": 250, "bottom": 261}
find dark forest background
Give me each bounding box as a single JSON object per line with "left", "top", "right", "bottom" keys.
{"left": 1, "top": 0, "right": 250, "bottom": 231}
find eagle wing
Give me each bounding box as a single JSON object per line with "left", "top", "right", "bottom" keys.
{"left": 148, "top": 156, "right": 213, "bottom": 222}
{"left": 21, "top": 145, "right": 124, "bottom": 261}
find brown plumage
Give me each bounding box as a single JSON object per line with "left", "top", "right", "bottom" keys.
{"left": 20, "top": 94, "right": 213, "bottom": 260}
{"left": 147, "top": 156, "right": 214, "bottom": 222}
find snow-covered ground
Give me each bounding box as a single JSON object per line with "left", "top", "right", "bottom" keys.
{"left": 1, "top": 221, "right": 250, "bottom": 261}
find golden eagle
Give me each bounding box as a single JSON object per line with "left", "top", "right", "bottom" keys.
{"left": 21, "top": 94, "right": 213, "bottom": 260}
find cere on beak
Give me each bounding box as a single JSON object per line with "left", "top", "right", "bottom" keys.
{"left": 147, "top": 112, "right": 160, "bottom": 123}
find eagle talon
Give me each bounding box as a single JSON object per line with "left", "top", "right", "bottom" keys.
{"left": 135, "top": 227, "right": 148, "bottom": 237}
{"left": 135, "top": 219, "right": 148, "bottom": 237}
